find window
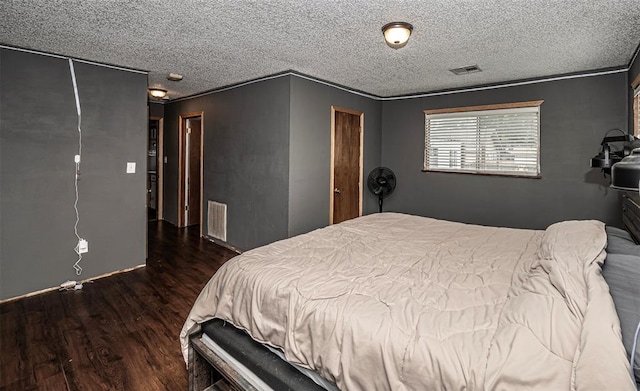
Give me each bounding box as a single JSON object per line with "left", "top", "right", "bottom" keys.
{"left": 424, "top": 101, "right": 543, "bottom": 177}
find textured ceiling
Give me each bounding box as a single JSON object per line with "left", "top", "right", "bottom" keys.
{"left": 1, "top": 0, "right": 639, "bottom": 100}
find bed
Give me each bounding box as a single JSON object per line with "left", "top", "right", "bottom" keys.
{"left": 180, "top": 208, "right": 640, "bottom": 390}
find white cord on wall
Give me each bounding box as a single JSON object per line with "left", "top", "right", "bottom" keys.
{"left": 68, "top": 59, "right": 84, "bottom": 276}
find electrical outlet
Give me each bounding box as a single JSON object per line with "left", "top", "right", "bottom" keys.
{"left": 126, "top": 162, "right": 136, "bottom": 173}
{"left": 78, "top": 239, "right": 89, "bottom": 254}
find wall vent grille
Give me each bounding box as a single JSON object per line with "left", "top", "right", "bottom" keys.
{"left": 207, "top": 201, "right": 227, "bottom": 242}
{"left": 449, "top": 65, "right": 482, "bottom": 75}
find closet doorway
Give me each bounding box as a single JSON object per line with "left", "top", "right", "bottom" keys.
{"left": 178, "top": 112, "right": 204, "bottom": 231}
{"left": 330, "top": 106, "right": 363, "bottom": 224}
{"left": 148, "top": 117, "right": 164, "bottom": 221}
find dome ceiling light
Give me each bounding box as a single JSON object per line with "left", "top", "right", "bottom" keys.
{"left": 148, "top": 88, "right": 167, "bottom": 99}
{"left": 382, "top": 22, "right": 413, "bottom": 49}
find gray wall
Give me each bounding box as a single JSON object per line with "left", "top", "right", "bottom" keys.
{"left": 381, "top": 73, "right": 628, "bottom": 229}
{"left": 163, "top": 77, "right": 291, "bottom": 250}
{"left": 288, "top": 77, "right": 382, "bottom": 236}
{"left": 149, "top": 102, "right": 164, "bottom": 118}
{"left": 163, "top": 75, "right": 383, "bottom": 250}
{"left": 0, "top": 48, "right": 147, "bottom": 300}
{"left": 162, "top": 69, "right": 630, "bottom": 251}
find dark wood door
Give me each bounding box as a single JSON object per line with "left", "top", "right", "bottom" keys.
{"left": 332, "top": 109, "right": 362, "bottom": 224}
{"left": 186, "top": 118, "right": 201, "bottom": 226}
{"left": 178, "top": 113, "right": 203, "bottom": 228}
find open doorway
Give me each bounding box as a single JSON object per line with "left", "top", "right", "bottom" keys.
{"left": 148, "top": 117, "right": 164, "bottom": 221}
{"left": 178, "top": 112, "right": 204, "bottom": 232}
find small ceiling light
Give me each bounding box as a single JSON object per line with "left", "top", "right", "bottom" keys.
{"left": 148, "top": 88, "right": 167, "bottom": 99}
{"left": 382, "top": 22, "right": 413, "bottom": 49}
{"left": 167, "top": 73, "right": 183, "bottom": 81}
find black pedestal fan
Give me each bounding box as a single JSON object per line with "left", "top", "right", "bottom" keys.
{"left": 367, "top": 167, "right": 396, "bottom": 213}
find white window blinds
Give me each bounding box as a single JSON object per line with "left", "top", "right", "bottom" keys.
{"left": 424, "top": 105, "right": 540, "bottom": 176}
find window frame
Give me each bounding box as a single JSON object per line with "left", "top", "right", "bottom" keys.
{"left": 633, "top": 73, "right": 640, "bottom": 137}
{"left": 423, "top": 100, "right": 543, "bottom": 178}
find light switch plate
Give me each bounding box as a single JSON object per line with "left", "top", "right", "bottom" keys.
{"left": 126, "top": 162, "right": 136, "bottom": 173}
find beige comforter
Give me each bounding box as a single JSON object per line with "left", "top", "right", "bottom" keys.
{"left": 180, "top": 213, "right": 634, "bottom": 390}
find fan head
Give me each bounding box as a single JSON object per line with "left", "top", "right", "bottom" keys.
{"left": 367, "top": 167, "right": 396, "bottom": 198}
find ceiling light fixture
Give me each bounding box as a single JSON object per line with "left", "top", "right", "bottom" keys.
{"left": 382, "top": 22, "right": 413, "bottom": 49}
{"left": 167, "top": 73, "right": 183, "bottom": 81}
{"left": 148, "top": 88, "right": 167, "bottom": 99}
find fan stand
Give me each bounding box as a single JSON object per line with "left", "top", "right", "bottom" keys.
{"left": 367, "top": 166, "right": 396, "bottom": 214}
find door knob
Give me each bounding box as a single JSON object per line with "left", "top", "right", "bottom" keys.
{"left": 334, "top": 188, "right": 341, "bottom": 194}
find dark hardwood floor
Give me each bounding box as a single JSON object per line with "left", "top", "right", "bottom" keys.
{"left": 0, "top": 221, "right": 237, "bottom": 391}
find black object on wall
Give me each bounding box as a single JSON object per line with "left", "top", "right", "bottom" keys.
{"left": 590, "top": 130, "right": 638, "bottom": 174}
{"left": 0, "top": 48, "right": 147, "bottom": 300}
{"left": 611, "top": 148, "right": 640, "bottom": 191}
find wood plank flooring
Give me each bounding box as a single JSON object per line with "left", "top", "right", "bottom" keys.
{"left": 0, "top": 221, "right": 238, "bottom": 391}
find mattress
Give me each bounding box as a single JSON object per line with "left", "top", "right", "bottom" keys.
{"left": 181, "top": 213, "right": 635, "bottom": 390}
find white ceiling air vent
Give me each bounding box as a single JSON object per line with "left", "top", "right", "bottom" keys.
{"left": 449, "top": 65, "right": 482, "bottom": 75}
